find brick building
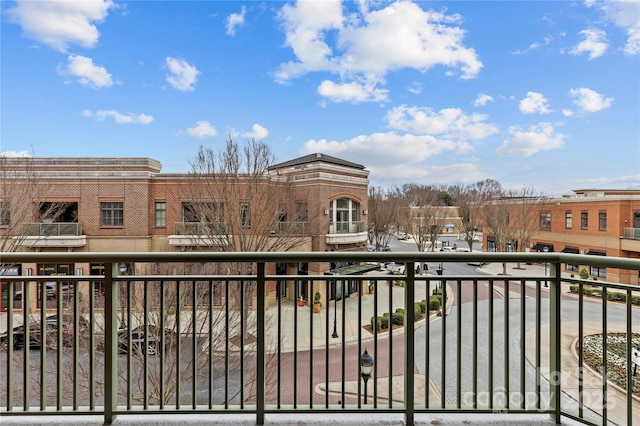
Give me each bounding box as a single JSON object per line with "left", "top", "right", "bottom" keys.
{"left": 0, "top": 154, "right": 370, "bottom": 311}
{"left": 485, "top": 189, "right": 640, "bottom": 285}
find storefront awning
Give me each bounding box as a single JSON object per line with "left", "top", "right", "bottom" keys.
{"left": 532, "top": 243, "right": 554, "bottom": 252}
{"left": 587, "top": 250, "right": 606, "bottom": 256}
{"left": 561, "top": 247, "right": 579, "bottom": 254}
{"left": 333, "top": 263, "right": 379, "bottom": 275}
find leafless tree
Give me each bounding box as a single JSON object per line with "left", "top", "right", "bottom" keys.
{"left": 453, "top": 179, "right": 503, "bottom": 251}
{"left": 480, "top": 185, "right": 547, "bottom": 274}
{"left": 367, "top": 187, "right": 402, "bottom": 250}
{"left": 506, "top": 186, "right": 549, "bottom": 269}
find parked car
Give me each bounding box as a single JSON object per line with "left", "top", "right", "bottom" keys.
{"left": 396, "top": 232, "right": 409, "bottom": 240}
{"left": 117, "top": 326, "right": 176, "bottom": 356}
{"left": 0, "top": 314, "right": 88, "bottom": 350}
{"left": 44, "top": 282, "right": 74, "bottom": 298}
{"left": 459, "top": 233, "right": 481, "bottom": 242}
{"left": 385, "top": 262, "right": 405, "bottom": 275}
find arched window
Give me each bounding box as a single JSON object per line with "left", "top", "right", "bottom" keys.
{"left": 329, "top": 198, "right": 360, "bottom": 233}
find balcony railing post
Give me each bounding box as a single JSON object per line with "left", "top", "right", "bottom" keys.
{"left": 256, "top": 262, "right": 266, "bottom": 425}
{"left": 549, "top": 260, "right": 561, "bottom": 424}
{"left": 404, "top": 262, "right": 415, "bottom": 425}
{"left": 104, "top": 263, "right": 119, "bottom": 424}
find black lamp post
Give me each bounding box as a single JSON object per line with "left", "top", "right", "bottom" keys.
{"left": 332, "top": 266, "right": 339, "bottom": 339}
{"left": 436, "top": 262, "right": 444, "bottom": 290}
{"left": 360, "top": 347, "right": 374, "bottom": 404}
{"left": 543, "top": 246, "right": 549, "bottom": 287}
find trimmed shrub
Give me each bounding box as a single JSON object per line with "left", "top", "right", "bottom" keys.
{"left": 391, "top": 311, "right": 404, "bottom": 325}
{"left": 419, "top": 300, "right": 427, "bottom": 313}
{"left": 371, "top": 316, "right": 383, "bottom": 330}
{"left": 569, "top": 285, "right": 579, "bottom": 294}
{"left": 631, "top": 295, "right": 640, "bottom": 305}
{"left": 579, "top": 268, "right": 589, "bottom": 280}
{"left": 432, "top": 287, "right": 443, "bottom": 296}
{"left": 396, "top": 308, "right": 405, "bottom": 315}
{"left": 428, "top": 295, "right": 441, "bottom": 311}
{"left": 414, "top": 303, "right": 422, "bottom": 321}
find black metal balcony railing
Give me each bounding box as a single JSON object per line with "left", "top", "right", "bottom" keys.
{"left": 19, "top": 222, "right": 82, "bottom": 237}
{"left": 0, "top": 251, "right": 639, "bottom": 426}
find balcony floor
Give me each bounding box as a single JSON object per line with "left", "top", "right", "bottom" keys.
{"left": 0, "top": 412, "right": 585, "bottom": 425}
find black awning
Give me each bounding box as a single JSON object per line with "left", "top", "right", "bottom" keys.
{"left": 561, "top": 247, "right": 579, "bottom": 254}
{"left": 587, "top": 250, "right": 606, "bottom": 256}
{"left": 532, "top": 243, "right": 554, "bottom": 252}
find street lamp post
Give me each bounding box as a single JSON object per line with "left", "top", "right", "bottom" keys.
{"left": 543, "top": 246, "right": 549, "bottom": 287}
{"left": 436, "top": 263, "right": 444, "bottom": 291}
{"left": 332, "top": 266, "right": 339, "bottom": 339}
{"left": 360, "top": 348, "right": 374, "bottom": 404}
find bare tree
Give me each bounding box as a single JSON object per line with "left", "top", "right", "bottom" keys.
{"left": 453, "top": 179, "right": 503, "bottom": 251}
{"left": 367, "top": 187, "right": 402, "bottom": 250}
{"left": 181, "top": 138, "right": 307, "bottom": 332}
{"left": 480, "top": 185, "right": 547, "bottom": 274}
{"left": 507, "top": 186, "right": 549, "bottom": 269}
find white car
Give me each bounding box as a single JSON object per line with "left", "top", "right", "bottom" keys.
{"left": 460, "top": 233, "right": 481, "bottom": 242}
{"left": 397, "top": 232, "right": 409, "bottom": 240}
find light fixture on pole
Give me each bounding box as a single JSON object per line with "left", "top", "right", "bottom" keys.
{"left": 360, "top": 348, "right": 374, "bottom": 404}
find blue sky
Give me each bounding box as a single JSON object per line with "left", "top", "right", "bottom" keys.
{"left": 1, "top": 0, "right": 638, "bottom": 196}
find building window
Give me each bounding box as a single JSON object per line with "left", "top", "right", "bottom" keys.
{"left": 539, "top": 211, "right": 551, "bottom": 228}
{"left": 598, "top": 211, "right": 607, "bottom": 231}
{"left": 182, "top": 201, "right": 224, "bottom": 223}
{"left": 565, "top": 211, "right": 572, "bottom": 229}
{"left": 154, "top": 201, "right": 166, "bottom": 227}
{"left": 0, "top": 202, "right": 9, "bottom": 226}
{"left": 295, "top": 202, "right": 308, "bottom": 222}
{"left": 240, "top": 202, "right": 251, "bottom": 228}
{"left": 581, "top": 211, "right": 588, "bottom": 230}
{"left": 101, "top": 202, "right": 123, "bottom": 227}
{"left": 566, "top": 263, "right": 579, "bottom": 272}
{"left": 329, "top": 198, "right": 360, "bottom": 233}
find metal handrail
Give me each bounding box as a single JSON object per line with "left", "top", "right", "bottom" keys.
{"left": 0, "top": 251, "right": 638, "bottom": 426}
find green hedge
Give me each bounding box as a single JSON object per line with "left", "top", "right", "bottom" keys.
{"left": 569, "top": 285, "right": 640, "bottom": 305}
{"left": 391, "top": 311, "right": 404, "bottom": 325}
{"left": 419, "top": 299, "right": 427, "bottom": 313}
{"left": 429, "top": 295, "right": 441, "bottom": 311}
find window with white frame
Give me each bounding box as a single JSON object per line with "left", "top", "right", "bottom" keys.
{"left": 565, "top": 211, "right": 572, "bottom": 229}
{"left": 329, "top": 198, "right": 360, "bottom": 233}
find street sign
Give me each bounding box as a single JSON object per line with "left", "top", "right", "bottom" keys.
{"left": 632, "top": 348, "right": 640, "bottom": 366}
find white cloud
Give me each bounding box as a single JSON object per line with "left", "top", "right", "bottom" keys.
{"left": 226, "top": 6, "right": 246, "bottom": 36}
{"left": 275, "top": 1, "right": 482, "bottom": 102}
{"left": 407, "top": 82, "right": 422, "bottom": 94}
{"left": 562, "top": 109, "right": 574, "bottom": 117}
{"left": 243, "top": 124, "right": 269, "bottom": 140}
{"left": 367, "top": 162, "right": 488, "bottom": 186}
{"left": 0, "top": 151, "right": 31, "bottom": 158}
{"left": 317, "top": 79, "right": 389, "bottom": 103}
{"left": 302, "top": 131, "right": 459, "bottom": 167}
{"left": 6, "top": 0, "right": 115, "bottom": 52}
{"left": 82, "top": 109, "right": 153, "bottom": 124}
{"left": 59, "top": 55, "right": 112, "bottom": 88}
{"left": 165, "top": 57, "right": 200, "bottom": 91}
{"left": 594, "top": 0, "right": 640, "bottom": 55}
{"left": 474, "top": 94, "right": 494, "bottom": 107}
{"left": 529, "top": 35, "right": 553, "bottom": 50}
{"left": 385, "top": 105, "right": 498, "bottom": 141}
{"left": 497, "top": 123, "right": 566, "bottom": 156}
{"left": 186, "top": 121, "right": 217, "bottom": 138}
{"left": 569, "top": 87, "right": 613, "bottom": 112}
{"left": 570, "top": 28, "right": 608, "bottom": 59}
{"left": 519, "top": 92, "right": 552, "bottom": 114}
